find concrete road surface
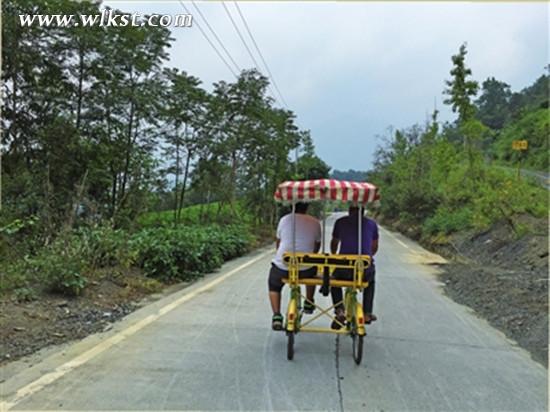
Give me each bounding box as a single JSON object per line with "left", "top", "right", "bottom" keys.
{"left": 1, "top": 213, "right": 547, "bottom": 411}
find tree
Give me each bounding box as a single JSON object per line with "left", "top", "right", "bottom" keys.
{"left": 475, "top": 77, "right": 511, "bottom": 129}
{"left": 444, "top": 43, "right": 484, "bottom": 174}
{"left": 295, "top": 132, "right": 330, "bottom": 180}
{"left": 444, "top": 43, "right": 478, "bottom": 123}
{"left": 160, "top": 68, "right": 205, "bottom": 224}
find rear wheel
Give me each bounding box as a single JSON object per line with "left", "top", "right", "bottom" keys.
{"left": 352, "top": 333, "right": 363, "bottom": 365}
{"left": 287, "top": 332, "right": 295, "bottom": 360}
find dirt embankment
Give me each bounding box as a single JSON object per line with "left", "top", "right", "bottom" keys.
{"left": 1, "top": 269, "right": 175, "bottom": 366}
{"left": 384, "top": 215, "right": 548, "bottom": 366}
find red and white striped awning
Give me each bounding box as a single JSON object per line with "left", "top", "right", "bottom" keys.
{"left": 274, "top": 179, "right": 380, "bottom": 204}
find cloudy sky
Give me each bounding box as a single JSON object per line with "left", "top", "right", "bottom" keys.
{"left": 108, "top": 1, "right": 548, "bottom": 172}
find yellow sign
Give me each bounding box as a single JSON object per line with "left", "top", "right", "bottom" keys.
{"left": 512, "top": 140, "right": 528, "bottom": 151}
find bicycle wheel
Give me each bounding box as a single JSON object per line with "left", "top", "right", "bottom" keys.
{"left": 352, "top": 333, "right": 363, "bottom": 365}
{"left": 287, "top": 332, "right": 295, "bottom": 360}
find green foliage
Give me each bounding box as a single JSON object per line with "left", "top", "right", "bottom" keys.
{"left": 423, "top": 207, "right": 473, "bottom": 236}
{"left": 76, "top": 225, "right": 135, "bottom": 269}
{"left": 137, "top": 202, "right": 253, "bottom": 227}
{"left": 476, "top": 77, "right": 512, "bottom": 129}
{"left": 13, "top": 286, "right": 39, "bottom": 302}
{"left": 129, "top": 225, "right": 253, "bottom": 280}
{"left": 372, "top": 120, "right": 546, "bottom": 238}
{"left": 468, "top": 169, "right": 547, "bottom": 231}
{"left": 494, "top": 109, "right": 549, "bottom": 170}
{"left": 2, "top": 0, "right": 328, "bottom": 277}
{"left": 2, "top": 222, "right": 255, "bottom": 296}
{"left": 444, "top": 43, "right": 479, "bottom": 122}
{"left": 25, "top": 236, "right": 89, "bottom": 296}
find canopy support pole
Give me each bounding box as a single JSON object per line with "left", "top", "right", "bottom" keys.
{"left": 358, "top": 205, "right": 362, "bottom": 256}
{"left": 292, "top": 201, "right": 296, "bottom": 255}
{"left": 321, "top": 202, "right": 326, "bottom": 253}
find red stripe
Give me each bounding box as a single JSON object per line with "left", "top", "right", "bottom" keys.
{"left": 297, "top": 180, "right": 306, "bottom": 200}
{"left": 342, "top": 181, "right": 348, "bottom": 202}
{"left": 309, "top": 180, "right": 316, "bottom": 199}
{"left": 329, "top": 179, "right": 336, "bottom": 201}
{"left": 351, "top": 181, "right": 359, "bottom": 203}
{"left": 357, "top": 183, "right": 368, "bottom": 203}
{"left": 286, "top": 181, "right": 294, "bottom": 201}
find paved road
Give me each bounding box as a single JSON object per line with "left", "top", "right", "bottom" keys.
{"left": 1, "top": 214, "right": 547, "bottom": 411}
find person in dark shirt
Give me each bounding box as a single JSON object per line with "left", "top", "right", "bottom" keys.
{"left": 330, "top": 206, "right": 379, "bottom": 329}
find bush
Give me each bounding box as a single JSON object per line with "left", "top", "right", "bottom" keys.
{"left": 1, "top": 221, "right": 254, "bottom": 297}
{"left": 470, "top": 168, "right": 547, "bottom": 231}
{"left": 26, "top": 236, "right": 88, "bottom": 296}
{"left": 423, "top": 207, "right": 473, "bottom": 236}
{"left": 129, "top": 225, "right": 253, "bottom": 281}
{"left": 76, "top": 225, "right": 135, "bottom": 268}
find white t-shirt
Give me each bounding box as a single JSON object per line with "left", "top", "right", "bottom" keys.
{"left": 273, "top": 213, "right": 322, "bottom": 270}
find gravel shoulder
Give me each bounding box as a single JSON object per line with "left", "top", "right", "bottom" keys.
{"left": 385, "top": 214, "right": 548, "bottom": 366}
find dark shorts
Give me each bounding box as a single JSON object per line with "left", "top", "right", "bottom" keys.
{"left": 268, "top": 263, "right": 318, "bottom": 292}
{"left": 332, "top": 266, "right": 376, "bottom": 283}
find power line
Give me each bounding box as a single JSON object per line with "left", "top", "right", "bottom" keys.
{"left": 233, "top": 2, "right": 288, "bottom": 108}
{"left": 221, "top": 2, "right": 261, "bottom": 71}
{"left": 221, "top": 2, "right": 280, "bottom": 105}
{"left": 177, "top": 0, "right": 237, "bottom": 78}
{"left": 190, "top": 0, "right": 241, "bottom": 75}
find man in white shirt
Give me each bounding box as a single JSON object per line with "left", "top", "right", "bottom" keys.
{"left": 269, "top": 202, "right": 321, "bottom": 330}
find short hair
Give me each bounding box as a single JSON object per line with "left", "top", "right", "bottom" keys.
{"left": 295, "top": 202, "right": 309, "bottom": 214}
{"left": 349, "top": 205, "right": 365, "bottom": 214}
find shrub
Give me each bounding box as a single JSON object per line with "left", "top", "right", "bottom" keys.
{"left": 76, "top": 225, "right": 135, "bottom": 268}
{"left": 423, "top": 207, "right": 473, "bottom": 236}
{"left": 27, "top": 236, "right": 88, "bottom": 296}
{"left": 1, "top": 221, "right": 254, "bottom": 297}
{"left": 129, "top": 225, "right": 253, "bottom": 281}
{"left": 470, "top": 168, "right": 547, "bottom": 231}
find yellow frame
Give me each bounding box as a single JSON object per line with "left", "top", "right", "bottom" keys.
{"left": 282, "top": 252, "right": 371, "bottom": 289}
{"left": 282, "top": 252, "right": 370, "bottom": 335}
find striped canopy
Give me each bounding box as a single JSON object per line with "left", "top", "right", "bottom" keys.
{"left": 274, "top": 179, "right": 380, "bottom": 204}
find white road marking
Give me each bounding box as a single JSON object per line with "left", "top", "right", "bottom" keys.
{"left": 380, "top": 226, "right": 410, "bottom": 249}
{"left": 0, "top": 250, "right": 271, "bottom": 411}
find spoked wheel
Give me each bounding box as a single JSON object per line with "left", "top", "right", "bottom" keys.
{"left": 352, "top": 333, "right": 364, "bottom": 365}
{"left": 287, "top": 332, "right": 295, "bottom": 360}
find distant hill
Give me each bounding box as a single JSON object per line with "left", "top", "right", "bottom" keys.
{"left": 484, "top": 73, "right": 550, "bottom": 170}
{"left": 331, "top": 169, "right": 368, "bottom": 182}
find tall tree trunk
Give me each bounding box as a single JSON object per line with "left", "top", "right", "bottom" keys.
{"left": 76, "top": 46, "right": 84, "bottom": 130}
{"left": 177, "top": 125, "right": 191, "bottom": 222}
{"left": 173, "top": 124, "right": 180, "bottom": 224}
{"left": 120, "top": 96, "right": 135, "bottom": 202}
{"left": 110, "top": 168, "right": 117, "bottom": 218}
{"left": 229, "top": 150, "right": 237, "bottom": 216}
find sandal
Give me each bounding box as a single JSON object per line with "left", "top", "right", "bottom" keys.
{"left": 365, "top": 313, "right": 377, "bottom": 324}
{"left": 331, "top": 312, "right": 346, "bottom": 330}
{"left": 272, "top": 313, "right": 284, "bottom": 331}
{"left": 303, "top": 300, "right": 315, "bottom": 314}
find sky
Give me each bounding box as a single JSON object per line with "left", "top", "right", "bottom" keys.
{"left": 107, "top": 1, "right": 548, "bottom": 172}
